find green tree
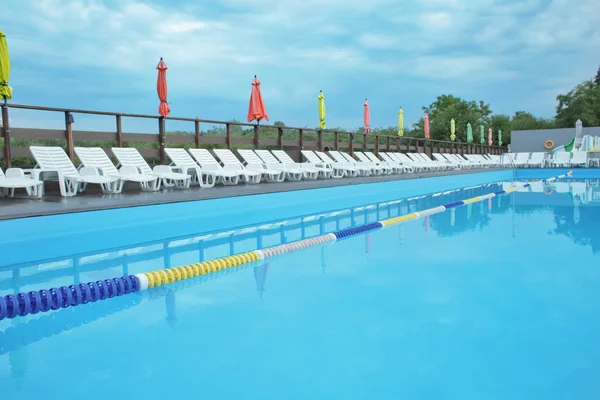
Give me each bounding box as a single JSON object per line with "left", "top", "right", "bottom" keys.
{"left": 414, "top": 95, "right": 492, "bottom": 141}
{"left": 594, "top": 66, "right": 600, "bottom": 86}
{"left": 489, "top": 114, "right": 511, "bottom": 145}
{"left": 555, "top": 80, "right": 600, "bottom": 127}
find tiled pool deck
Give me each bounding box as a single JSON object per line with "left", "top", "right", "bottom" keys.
{"left": 0, "top": 168, "right": 502, "bottom": 220}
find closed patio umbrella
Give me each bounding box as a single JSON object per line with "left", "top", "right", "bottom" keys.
{"left": 318, "top": 90, "right": 326, "bottom": 129}
{"left": 156, "top": 58, "right": 170, "bottom": 117}
{"left": 248, "top": 75, "right": 268, "bottom": 123}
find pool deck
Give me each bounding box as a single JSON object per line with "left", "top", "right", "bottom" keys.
{"left": 0, "top": 168, "right": 503, "bottom": 220}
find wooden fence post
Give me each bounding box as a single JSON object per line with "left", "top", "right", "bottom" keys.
{"left": 65, "top": 111, "right": 74, "bottom": 160}
{"left": 116, "top": 114, "right": 123, "bottom": 147}
{"left": 226, "top": 123, "right": 231, "bottom": 149}
{"left": 1, "top": 104, "right": 11, "bottom": 168}
{"left": 298, "top": 128, "right": 303, "bottom": 161}
{"left": 253, "top": 125, "right": 260, "bottom": 149}
{"left": 277, "top": 127, "right": 283, "bottom": 150}
{"left": 317, "top": 130, "right": 323, "bottom": 151}
{"left": 334, "top": 131, "right": 339, "bottom": 150}
{"left": 158, "top": 116, "right": 166, "bottom": 163}
{"left": 195, "top": 119, "right": 201, "bottom": 148}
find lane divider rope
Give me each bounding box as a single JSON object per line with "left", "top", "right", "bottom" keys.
{"left": 0, "top": 171, "right": 572, "bottom": 321}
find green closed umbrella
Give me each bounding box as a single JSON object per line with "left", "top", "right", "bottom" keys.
{"left": 479, "top": 125, "right": 484, "bottom": 144}
{"left": 498, "top": 130, "right": 502, "bottom": 147}
{"left": 466, "top": 123, "right": 473, "bottom": 143}
{"left": 0, "top": 30, "right": 12, "bottom": 102}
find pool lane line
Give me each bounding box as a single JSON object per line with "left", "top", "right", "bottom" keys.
{"left": 0, "top": 171, "right": 572, "bottom": 321}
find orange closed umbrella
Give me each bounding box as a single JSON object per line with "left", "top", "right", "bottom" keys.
{"left": 247, "top": 75, "right": 268, "bottom": 123}
{"left": 156, "top": 57, "right": 170, "bottom": 117}
{"left": 363, "top": 99, "right": 370, "bottom": 133}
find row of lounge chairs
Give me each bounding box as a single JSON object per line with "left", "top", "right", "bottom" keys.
{"left": 0, "top": 146, "right": 503, "bottom": 198}
{"left": 503, "top": 151, "right": 592, "bottom": 168}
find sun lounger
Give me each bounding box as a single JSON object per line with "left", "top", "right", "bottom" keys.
{"left": 255, "top": 149, "right": 316, "bottom": 181}
{"left": 187, "top": 148, "right": 242, "bottom": 185}
{"left": 270, "top": 150, "right": 322, "bottom": 179}
{"left": 315, "top": 151, "right": 359, "bottom": 177}
{"left": 236, "top": 149, "right": 286, "bottom": 182}
{"left": 527, "top": 152, "right": 546, "bottom": 168}
{"left": 0, "top": 167, "right": 43, "bottom": 198}
{"left": 212, "top": 149, "right": 262, "bottom": 184}
{"left": 353, "top": 151, "right": 389, "bottom": 174}
{"left": 550, "top": 152, "right": 571, "bottom": 168}
{"left": 409, "top": 153, "right": 445, "bottom": 171}
{"left": 364, "top": 151, "right": 404, "bottom": 174}
{"left": 30, "top": 146, "right": 119, "bottom": 196}
{"left": 111, "top": 147, "right": 191, "bottom": 189}
{"left": 74, "top": 147, "right": 159, "bottom": 193}
{"left": 300, "top": 150, "right": 343, "bottom": 178}
{"left": 164, "top": 148, "right": 216, "bottom": 188}
{"left": 328, "top": 151, "right": 370, "bottom": 176}
{"left": 571, "top": 151, "right": 588, "bottom": 167}
{"left": 389, "top": 152, "right": 426, "bottom": 172}
{"left": 432, "top": 153, "right": 461, "bottom": 170}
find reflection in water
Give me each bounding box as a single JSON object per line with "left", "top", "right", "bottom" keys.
{"left": 253, "top": 263, "right": 269, "bottom": 298}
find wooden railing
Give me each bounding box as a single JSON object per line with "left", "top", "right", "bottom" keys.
{"left": 0, "top": 103, "right": 507, "bottom": 168}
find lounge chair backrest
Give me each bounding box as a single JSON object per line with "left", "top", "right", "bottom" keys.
{"left": 419, "top": 153, "right": 436, "bottom": 162}
{"left": 255, "top": 150, "right": 280, "bottom": 164}
{"left": 396, "top": 153, "right": 414, "bottom": 163}
{"left": 0, "top": 168, "right": 4, "bottom": 179}
{"left": 273, "top": 150, "right": 296, "bottom": 164}
{"left": 328, "top": 151, "right": 347, "bottom": 163}
{"left": 553, "top": 152, "right": 571, "bottom": 164}
{"left": 30, "top": 146, "right": 79, "bottom": 176}
{"left": 572, "top": 151, "right": 587, "bottom": 164}
{"left": 301, "top": 150, "right": 322, "bottom": 163}
{"left": 315, "top": 151, "right": 335, "bottom": 163}
{"left": 340, "top": 152, "right": 359, "bottom": 163}
{"left": 214, "top": 149, "right": 243, "bottom": 165}
{"left": 364, "top": 152, "right": 381, "bottom": 163}
{"left": 354, "top": 152, "right": 371, "bottom": 163}
{"left": 515, "top": 153, "right": 530, "bottom": 163}
{"left": 74, "top": 147, "right": 118, "bottom": 175}
{"left": 411, "top": 153, "right": 428, "bottom": 162}
{"left": 378, "top": 152, "right": 393, "bottom": 162}
{"left": 188, "top": 148, "right": 220, "bottom": 166}
{"left": 111, "top": 148, "right": 152, "bottom": 174}
{"left": 165, "top": 148, "right": 197, "bottom": 168}
{"left": 237, "top": 149, "right": 264, "bottom": 165}
{"left": 529, "top": 152, "right": 545, "bottom": 163}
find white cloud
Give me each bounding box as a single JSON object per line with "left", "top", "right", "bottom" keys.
{"left": 357, "top": 33, "right": 396, "bottom": 49}
{"left": 419, "top": 12, "right": 453, "bottom": 31}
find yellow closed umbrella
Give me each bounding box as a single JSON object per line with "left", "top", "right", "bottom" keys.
{"left": 397, "top": 108, "right": 404, "bottom": 137}
{"left": 318, "top": 90, "right": 326, "bottom": 130}
{"left": 450, "top": 118, "right": 456, "bottom": 141}
{"left": 0, "top": 30, "right": 12, "bottom": 101}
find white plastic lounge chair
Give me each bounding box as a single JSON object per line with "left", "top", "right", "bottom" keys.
{"left": 364, "top": 152, "right": 403, "bottom": 174}
{"left": 390, "top": 153, "right": 426, "bottom": 172}
{"left": 111, "top": 147, "right": 191, "bottom": 189}
{"left": 571, "top": 151, "right": 588, "bottom": 167}
{"left": 164, "top": 148, "right": 216, "bottom": 188}
{"left": 432, "top": 153, "right": 461, "bottom": 170}
{"left": 378, "top": 152, "right": 410, "bottom": 173}
{"left": 300, "top": 150, "right": 343, "bottom": 178}
{"left": 464, "top": 154, "right": 488, "bottom": 168}
{"left": 0, "top": 168, "right": 43, "bottom": 198}
{"left": 550, "top": 152, "right": 571, "bottom": 168}
{"left": 353, "top": 152, "right": 389, "bottom": 174}
{"left": 74, "top": 147, "right": 159, "bottom": 193}
{"left": 513, "top": 153, "right": 530, "bottom": 167}
{"left": 414, "top": 153, "right": 449, "bottom": 170}
{"left": 409, "top": 153, "right": 444, "bottom": 171}
{"left": 187, "top": 148, "right": 241, "bottom": 185}
{"left": 270, "top": 150, "right": 322, "bottom": 180}
{"left": 30, "top": 146, "right": 119, "bottom": 197}
{"left": 527, "top": 152, "right": 546, "bottom": 168}
{"left": 315, "top": 151, "right": 359, "bottom": 177}
{"left": 212, "top": 149, "right": 262, "bottom": 184}
{"left": 450, "top": 154, "right": 476, "bottom": 168}
{"left": 255, "top": 150, "right": 313, "bottom": 181}
{"left": 329, "top": 151, "right": 371, "bottom": 176}
{"left": 236, "top": 149, "right": 286, "bottom": 182}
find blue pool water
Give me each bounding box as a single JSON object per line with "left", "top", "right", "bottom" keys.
{"left": 1, "top": 169, "right": 600, "bottom": 399}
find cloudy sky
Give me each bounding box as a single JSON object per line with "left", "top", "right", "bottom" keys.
{"left": 1, "top": 0, "right": 599, "bottom": 132}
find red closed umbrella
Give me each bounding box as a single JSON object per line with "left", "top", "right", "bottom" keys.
{"left": 247, "top": 75, "right": 268, "bottom": 123}
{"left": 156, "top": 57, "right": 170, "bottom": 117}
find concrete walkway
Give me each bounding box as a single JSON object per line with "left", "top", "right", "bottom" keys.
{"left": 0, "top": 168, "right": 503, "bottom": 220}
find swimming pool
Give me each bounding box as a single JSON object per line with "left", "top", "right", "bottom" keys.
{"left": 1, "top": 169, "right": 600, "bottom": 399}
